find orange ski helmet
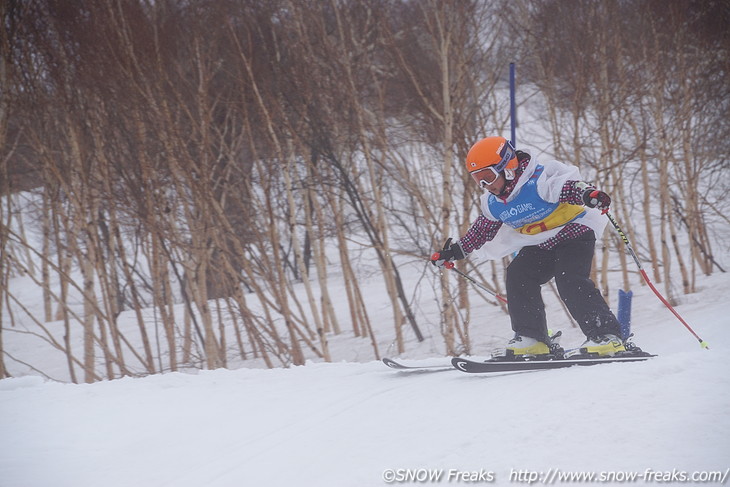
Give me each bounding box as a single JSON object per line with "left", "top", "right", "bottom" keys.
{"left": 465, "top": 136, "right": 518, "bottom": 174}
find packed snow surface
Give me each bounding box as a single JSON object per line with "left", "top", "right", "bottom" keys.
{"left": 2, "top": 270, "right": 730, "bottom": 486}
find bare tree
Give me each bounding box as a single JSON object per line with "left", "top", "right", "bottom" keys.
{"left": 2, "top": 0, "right": 727, "bottom": 381}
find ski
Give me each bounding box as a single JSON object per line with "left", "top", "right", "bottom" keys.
{"left": 451, "top": 352, "right": 656, "bottom": 374}
{"left": 382, "top": 357, "right": 453, "bottom": 371}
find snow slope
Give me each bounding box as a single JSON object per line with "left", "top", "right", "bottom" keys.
{"left": 2, "top": 271, "right": 729, "bottom": 487}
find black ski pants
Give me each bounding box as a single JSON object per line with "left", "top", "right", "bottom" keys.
{"left": 505, "top": 231, "right": 621, "bottom": 343}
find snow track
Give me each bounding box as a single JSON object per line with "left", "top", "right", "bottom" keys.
{"left": 2, "top": 318, "right": 729, "bottom": 487}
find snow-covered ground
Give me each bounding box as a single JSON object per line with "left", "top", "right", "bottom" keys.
{"left": 2, "top": 265, "right": 729, "bottom": 486}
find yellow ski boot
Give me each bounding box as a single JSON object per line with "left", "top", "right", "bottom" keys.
{"left": 492, "top": 335, "right": 552, "bottom": 359}
{"left": 579, "top": 334, "right": 626, "bottom": 356}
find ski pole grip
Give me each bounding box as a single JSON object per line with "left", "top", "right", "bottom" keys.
{"left": 430, "top": 252, "right": 455, "bottom": 269}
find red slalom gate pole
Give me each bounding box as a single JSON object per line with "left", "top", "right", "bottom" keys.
{"left": 605, "top": 211, "right": 709, "bottom": 349}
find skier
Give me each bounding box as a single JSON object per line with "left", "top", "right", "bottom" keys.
{"left": 431, "top": 136, "right": 630, "bottom": 358}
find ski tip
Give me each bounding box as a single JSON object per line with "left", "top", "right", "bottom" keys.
{"left": 450, "top": 357, "right": 470, "bottom": 372}
{"left": 382, "top": 357, "right": 455, "bottom": 371}
{"left": 382, "top": 358, "right": 404, "bottom": 369}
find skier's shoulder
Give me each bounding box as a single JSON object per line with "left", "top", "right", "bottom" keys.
{"left": 529, "top": 158, "right": 581, "bottom": 201}
{"left": 536, "top": 157, "right": 575, "bottom": 172}
{"left": 534, "top": 157, "right": 582, "bottom": 181}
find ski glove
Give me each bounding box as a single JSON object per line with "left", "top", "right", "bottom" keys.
{"left": 430, "top": 238, "right": 466, "bottom": 268}
{"left": 582, "top": 189, "right": 611, "bottom": 214}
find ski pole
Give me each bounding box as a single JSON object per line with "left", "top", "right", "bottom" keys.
{"left": 433, "top": 256, "right": 509, "bottom": 305}
{"left": 606, "top": 211, "right": 709, "bottom": 349}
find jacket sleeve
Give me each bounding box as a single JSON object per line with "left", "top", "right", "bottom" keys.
{"left": 458, "top": 214, "right": 503, "bottom": 254}
{"left": 560, "top": 180, "right": 597, "bottom": 205}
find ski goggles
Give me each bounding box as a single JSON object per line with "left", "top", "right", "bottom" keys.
{"left": 473, "top": 166, "right": 501, "bottom": 188}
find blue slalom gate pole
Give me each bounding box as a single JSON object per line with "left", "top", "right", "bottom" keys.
{"left": 509, "top": 63, "right": 516, "bottom": 147}
{"left": 617, "top": 289, "right": 633, "bottom": 340}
